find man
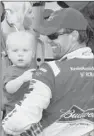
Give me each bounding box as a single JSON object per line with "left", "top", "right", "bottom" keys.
{"left": 36, "top": 8, "right": 94, "bottom": 136}
{"left": 57, "top": 1, "right": 94, "bottom": 53}
{"left": 2, "top": 8, "right": 94, "bottom": 136}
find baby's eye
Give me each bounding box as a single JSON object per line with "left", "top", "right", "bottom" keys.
{"left": 13, "top": 49, "right": 18, "bottom": 52}
{"left": 23, "top": 49, "right": 28, "bottom": 52}
{"left": 27, "top": 9, "right": 32, "bottom": 14}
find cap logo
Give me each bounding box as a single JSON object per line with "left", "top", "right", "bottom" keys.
{"left": 47, "top": 12, "right": 56, "bottom": 21}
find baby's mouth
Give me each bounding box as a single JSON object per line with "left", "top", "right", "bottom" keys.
{"left": 18, "top": 59, "right": 24, "bottom": 62}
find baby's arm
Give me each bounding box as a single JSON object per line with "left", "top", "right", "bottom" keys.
{"left": 5, "top": 76, "right": 24, "bottom": 94}
{"left": 5, "top": 69, "right": 35, "bottom": 94}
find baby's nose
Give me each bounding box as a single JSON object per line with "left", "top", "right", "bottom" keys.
{"left": 18, "top": 51, "right": 23, "bottom": 56}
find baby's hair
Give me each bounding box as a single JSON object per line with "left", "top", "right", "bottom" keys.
{"left": 6, "top": 31, "right": 35, "bottom": 50}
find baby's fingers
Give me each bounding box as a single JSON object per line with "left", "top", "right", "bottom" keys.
{"left": 27, "top": 69, "right": 36, "bottom": 72}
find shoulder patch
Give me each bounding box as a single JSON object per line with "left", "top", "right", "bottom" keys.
{"left": 47, "top": 61, "right": 60, "bottom": 76}
{"left": 47, "top": 12, "right": 56, "bottom": 21}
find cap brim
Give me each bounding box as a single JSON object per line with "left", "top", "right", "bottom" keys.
{"left": 35, "top": 25, "right": 59, "bottom": 36}
{"left": 43, "top": 9, "right": 53, "bottom": 19}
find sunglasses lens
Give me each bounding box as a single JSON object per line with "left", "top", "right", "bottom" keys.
{"left": 47, "top": 33, "right": 58, "bottom": 40}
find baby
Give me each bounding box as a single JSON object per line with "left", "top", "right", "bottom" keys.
{"left": 2, "top": 31, "right": 51, "bottom": 135}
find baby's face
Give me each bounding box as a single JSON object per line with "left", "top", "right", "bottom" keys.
{"left": 7, "top": 40, "right": 34, "bottom": 68}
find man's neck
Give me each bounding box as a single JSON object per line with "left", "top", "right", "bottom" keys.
{"left": 67, "top": 42, "right": 86, "bottom": 54}
{"left": 59, "top": 42, "right": 86, "bottom": 60}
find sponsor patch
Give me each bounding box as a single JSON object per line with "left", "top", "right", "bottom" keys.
{"left": 58, "top": 105, "right": 94, "bottom": 123}
{"left": 47, "top": 12, "right": 57, "bottom": 21}
{"left": 35, "top": 71, "right": 42, "bottom": 76}
{"left": 40, "top": 68, "right": 47, "bottom": 73}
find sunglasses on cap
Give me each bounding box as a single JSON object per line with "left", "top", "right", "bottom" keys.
{"left": 47, "top": 31, "right": 67, "bottom": 40}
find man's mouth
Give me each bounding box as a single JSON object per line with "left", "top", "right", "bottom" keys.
{"left": 52, "top": 43, "right": 61, "bottom": 54}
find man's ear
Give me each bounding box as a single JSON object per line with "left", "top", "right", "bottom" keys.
{"left": 71, "top": 30, "right": 79, "bottom": 41}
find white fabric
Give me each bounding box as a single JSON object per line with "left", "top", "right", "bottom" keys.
{"left": 60, "top": 47, "right": 94, "bottom": 61}
{"left": 2, "top": 79, "right": 52, "bottom": 135}
{"left": 47, "top": 47, "right": 94, "bottom": 77}
{"left": 39, "top": 120, "right": 94, "bottom": 136}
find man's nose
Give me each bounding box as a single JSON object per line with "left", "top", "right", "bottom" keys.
{"left": 47, "top": 38, "right": 54, "bottom": 46}
{"left": 47, "top": 38, "right": 52, "bottom": 44}
{"left": 48, "top": 40, "right": 57, "bottom": 47}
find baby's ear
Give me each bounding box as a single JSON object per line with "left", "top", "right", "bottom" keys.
{"left": 6, "top": 50, "right": 10, "bottom": 59}
{"left": 31, "top": 49, "right": 35, "bottom": 58}
{"left": 32, "top": 53, "right": 35, "bottom": 59}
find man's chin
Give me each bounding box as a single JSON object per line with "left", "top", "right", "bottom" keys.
{"left": 53, "top": 54, "right": 61, "bottom": 60}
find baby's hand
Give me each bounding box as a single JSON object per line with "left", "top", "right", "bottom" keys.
{"left": 21, "top": 69, "right": 36, "bottom": 82}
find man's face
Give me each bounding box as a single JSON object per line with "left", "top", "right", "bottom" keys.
{"left": 47, "top": 29, "right": 72, "bottom": 59}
